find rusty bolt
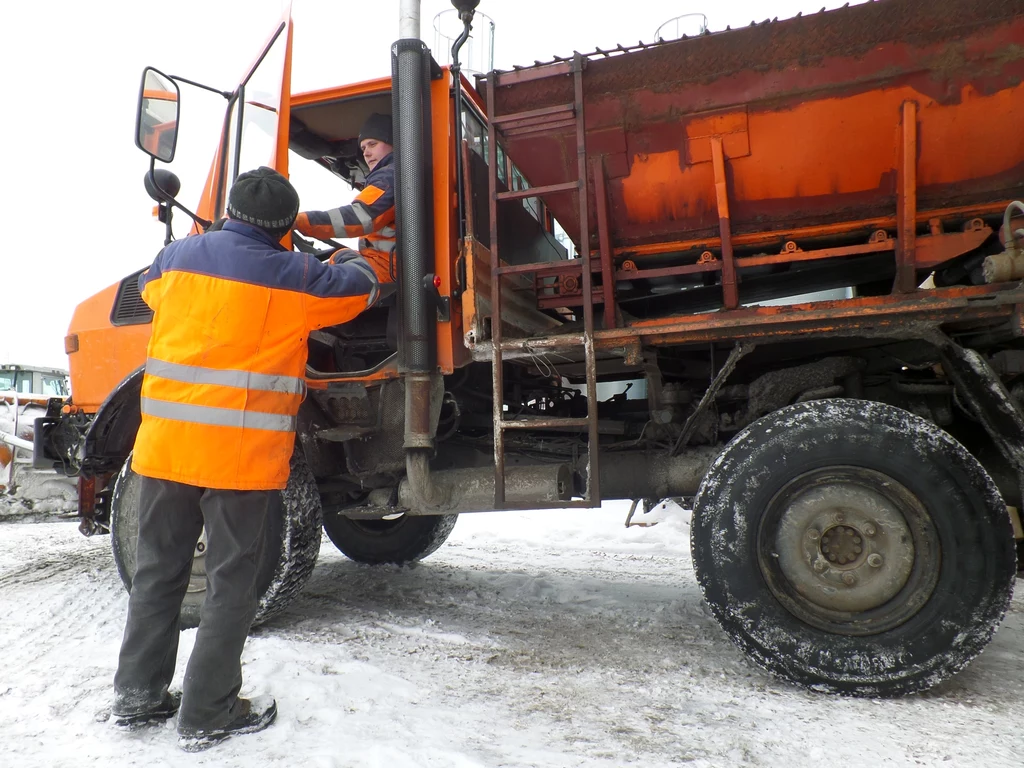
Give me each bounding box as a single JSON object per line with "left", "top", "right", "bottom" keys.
{"left": 867, "top": 554, "right": 883, "bottom": 568}
{"left": 842, "top": 572, "right": 857, "bottom": 586}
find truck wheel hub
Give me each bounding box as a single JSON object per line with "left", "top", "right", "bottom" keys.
{"left": 759, "top": 466, "right": 939, "bottom": 634}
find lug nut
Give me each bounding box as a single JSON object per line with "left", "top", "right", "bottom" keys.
{"left": 842, "top": 572, "right": 857, "bottom": 586}
{"left": 853, "top": 536, "right": 862, "bottom": 545}
{"left": 828, "top": 554, "right": 837, "bottom": 562}
{"left": 853, "top": 546, "right": 862, "bottom": 555}
{"left": 867, "top": 554, "right": 883, "bottom": 568}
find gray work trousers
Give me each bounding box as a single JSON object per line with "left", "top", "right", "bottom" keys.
{"left": 113, "top": 475, "right": 270, "bottom": 730}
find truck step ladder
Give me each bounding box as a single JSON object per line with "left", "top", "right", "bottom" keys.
{"left": 485, "top": 54, "right": 602, "bottom": 510}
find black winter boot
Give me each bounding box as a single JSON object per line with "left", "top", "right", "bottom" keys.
{"left": 177, "top": 695, "right": 277, "bottom": 752}
{"left": 111, "top": 689, "right": 182, "bottom": 728}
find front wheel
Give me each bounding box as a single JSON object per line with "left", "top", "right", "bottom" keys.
{"left": 110, "top": 450, "right": 323, "bottom": 629}
{"left": 691, "top": 399, "right": 1016, "bottom": 696}
{"left": 322, "top": 509, "right": 457, "bottom": 565}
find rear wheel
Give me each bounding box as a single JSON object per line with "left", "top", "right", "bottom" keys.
{"left": 691, "top": 399, "right": 1016, "bottom": 696}
{"left": 322, "top": 510, "right": 457, "bottom": 565}
{"left": 110, "top": 450, "right": 323, "bottom": 629}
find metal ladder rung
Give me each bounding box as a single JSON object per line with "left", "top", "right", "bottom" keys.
{"left": 490, "top": 102, "right": 575, "bottom": 127}
{"left": 493, "top": 260, "right": 581, "bottom": 277}
{"left": 499, "top": 417, "right": 590, "bottom": 430}
{"left": 496, "top": 335, "right": 586, "bottom": 352}
{"left": 496, "top": 181, "right": 578, "bottom": 202}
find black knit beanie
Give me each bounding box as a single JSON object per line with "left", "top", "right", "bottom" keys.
{"left": 227, "top": 166, "right": 300, "bottom": 238}
{"left": 358, "top": 113, "right": 393, "bottom": 146}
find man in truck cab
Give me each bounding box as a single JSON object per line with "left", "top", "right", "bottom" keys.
{"left": 111, "top": 167, "right": 379, "bottom": 751}
{"left": 293, "top": 112, "right": 396, "bottom": 283}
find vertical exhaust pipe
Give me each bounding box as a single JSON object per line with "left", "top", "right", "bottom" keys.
{"left": 393, "top": 0, "right": 443, "bottom": 506}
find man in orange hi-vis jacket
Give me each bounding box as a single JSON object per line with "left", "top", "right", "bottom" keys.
{"left": 111, "top": 167, "right": 378, "bottom": 752}
{"left": 293, "top": 112, "right": 396, "bottom": 283}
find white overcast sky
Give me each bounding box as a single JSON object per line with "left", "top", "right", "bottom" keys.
{"left": 2, "top": 0, "right": 863, "bottom": 369}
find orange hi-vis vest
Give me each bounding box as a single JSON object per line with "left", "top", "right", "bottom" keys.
{"left": 294, "top": 153, "right": 396, "bottom": 283}
{"left": 131, "top": 221, "right": 378, "bottom": 491}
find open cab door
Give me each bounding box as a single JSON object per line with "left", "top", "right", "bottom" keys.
{"left": 193, "top": 10, "right": 295, "bottom": 229}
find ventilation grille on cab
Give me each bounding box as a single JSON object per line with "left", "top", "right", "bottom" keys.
{"left": 110, "top": 268, "right": 154, "bottom": 326}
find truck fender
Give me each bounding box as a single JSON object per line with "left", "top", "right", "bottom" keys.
{"left": 84, "top": 365, "right": 146, "bottom": 465}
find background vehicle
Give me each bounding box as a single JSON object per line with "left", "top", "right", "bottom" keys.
{"left": 36, "top": 0, "right": 1024, "bottom": 694}
{"left": 1, "top": 364, "right": 69, "bottom": 493}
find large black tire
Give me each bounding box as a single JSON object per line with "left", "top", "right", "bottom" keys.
{"left": 691, "top": 399, "right": 1016, "bottom": 696}
{"left": 322, "top": 510, "right": 457, "bottom": 565}
{"left": 111, "top": 451, "right": 323, "bottom": 630}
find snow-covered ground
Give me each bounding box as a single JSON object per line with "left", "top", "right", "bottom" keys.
{"left": 1, "top": 498, "right": 1021, "bottom": 768}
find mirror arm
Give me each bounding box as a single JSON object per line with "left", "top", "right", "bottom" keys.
{"left": 169, "top": 74, "right": 231, "bottom": 100}
{"left": 145, "top": 163, "right": 213, "bottom": 245}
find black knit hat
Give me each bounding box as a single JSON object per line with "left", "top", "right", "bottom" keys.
{"left": 227, "top": 166, "right": 300, "bottom": 237}
{"left": 358, "top": 113, "right": 393, "bottom": 146}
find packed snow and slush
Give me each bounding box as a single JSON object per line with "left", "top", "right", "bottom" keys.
{"left": 1, "top": 495, "right": 1022, "bottom": 768}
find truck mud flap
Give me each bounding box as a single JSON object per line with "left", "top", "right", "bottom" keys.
{"left": 939, "top": 338, "right": 1024, "bottom": 488}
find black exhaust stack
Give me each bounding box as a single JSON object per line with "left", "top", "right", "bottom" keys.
{"left": 391, "top": 39, "right": 436, "bottom": 379}
{"left": 392, "top": 32, "right": 445, "bottom": 505}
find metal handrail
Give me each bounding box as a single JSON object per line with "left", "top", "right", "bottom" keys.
{"left": 654, "top": 12, "right": 708, "bottom": 42}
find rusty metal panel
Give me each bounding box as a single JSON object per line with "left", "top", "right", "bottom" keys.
{"left": 478, "top": 0, "right": 1024, "bottom": 252}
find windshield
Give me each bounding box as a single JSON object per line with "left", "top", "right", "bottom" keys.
{"left": 40, "top": 374, "right": 69, "bottom": 397}
{"left": 0, "top": 370, "right": 69, "bottom": 396}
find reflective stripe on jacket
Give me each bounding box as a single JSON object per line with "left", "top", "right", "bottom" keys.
{"left": 294, "top": 153, "right": 396, "bottom": 283}
{"left": 131, "top": 220, "right": 378, "bottom": 491}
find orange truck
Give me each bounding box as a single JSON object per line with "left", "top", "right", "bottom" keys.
{"left": 35, "top": 0, "right": 1024, "bottom": 695}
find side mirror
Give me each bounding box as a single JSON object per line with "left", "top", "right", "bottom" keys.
{"left": 135, "top": 67, "right": 180, "bottom": 163}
